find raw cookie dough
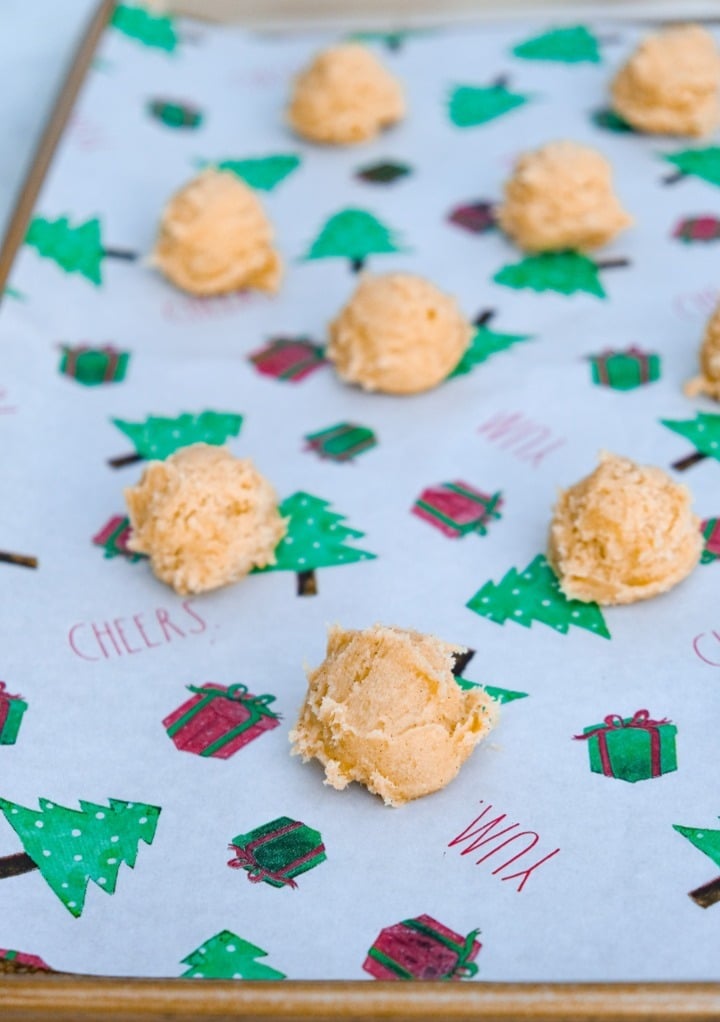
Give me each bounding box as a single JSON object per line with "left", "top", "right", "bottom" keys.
{"left": 151, "top": 169, "right": 281, "bottom": 296}
{"left": 497, "top": 141, "right": 632, "bottom": 253}
{"left": 125, "top": 443, "right": 287, "bottom": 595}
{"left": 685, "top": 300, "right": 720, "bottom": 401}
{"left": 327, "top": 273, "right": 471, "bottom": 394}
{"left": 288, "top": 44, "right": 405, "bottom": 144}
{"left": 548, "top": 451, "right": 702, "bottom": 605}
{"left": 610, "top": 25, "right": 720, "bottom": 137}
{"left": 289, "top": 624, "right": 498, "bottom": 807}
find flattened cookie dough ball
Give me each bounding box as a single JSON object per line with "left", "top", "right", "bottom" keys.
{"left": 288, "top": 44, "right": 405, "bottom": 144}
{"left": 548, "top": 452, "right": 702, "bottom": 605}
{"left": 686, "top": 300, "right": 720, "bottom": 401}
{"left": 125, "top": 443, "right": 287, "bottom": 595}
{"left": 497, "top": 141, "right": 632, "bottom": 253}
{"left": 611, "top": 25, "right": 720, "bottom": 137}
{"left": 327, "top": 273, "right": 471, "bottom": 394}
{"left": 289, "top": 624, "right": 498, "bottom": 806}
{"left": 151, "top": 169, "right": 281, "bottom": 296}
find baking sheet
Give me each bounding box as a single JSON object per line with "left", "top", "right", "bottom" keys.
{"left": 1, "top": 4, "right": 720, "bottom": 984}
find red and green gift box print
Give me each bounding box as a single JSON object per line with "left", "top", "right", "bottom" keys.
{"left": 574, "top": 710, "right": 677, "bottom": 782}
{"left": 228, "top": 816, "right": 326, "bottom": 889}
{"left": 163, "top": 683, "right": 280, "bottom": 759}
{"left": 0, "top": 682, "right": 27, "bottom": 746}
{"left": 364, "top": 914, "right": 481, "bottom": 981}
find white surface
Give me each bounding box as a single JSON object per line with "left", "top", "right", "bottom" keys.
{"left": 0, "top": 1, "right": 97, "bottom": 240}
{"left": 2, "top": 11, "right": 720, "bottom": 982}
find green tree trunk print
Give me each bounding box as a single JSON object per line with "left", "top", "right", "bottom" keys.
{"left": 449, "top": 310, "right": 531, "bottom": 377}
{"left": 467, "top": 554, "right": 609, "bottom": 637}
{"left": 448, "top": 82, "right": 529, "bottom": 127}
{"left": 493, "top": 251, "right": 628, "bottom": 298}
{"left": 0, "top": 797, "right": 160, "bottom": 917}
{"left": 109, "top": 411, "right": 244, "bottom": 467}
{"left": 181, "top": 930, "right": 285, "bottom": 979}
{"left": 206, "top": 155, "right": 301, "bottom": 191}
{"left": 256, "top": 491, "right": 375, "bottom": 595}
{"left": 662, "top": 412, "right": 720, "bottom": 470}
{"left": 25, "top": 217, "right": 136, "bottom": 286}
{"left": 304, "top": 209, "right": 404, "bottom": 272}
{"left": 512, "top": 25, "right": 601, "bottom": 63}
{"left": 663, "top": 148, "right": 720, "bottom": 188}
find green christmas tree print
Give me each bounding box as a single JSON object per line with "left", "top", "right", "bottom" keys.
{"left": 674, "top": 819, "right": 720, "bottom": 908}
{"left": 304, "top": 209, "right": 404, "bottom": 272}
{"left": 109, "top": 411, "right": 243, "bottom": 467}
{"left": 111, "top": 4, "right": 178, "bottom": 52}
{"left": 181, "top": 930, "right": 285, "bottom": 980}
{"left": 449, "top": 312, "right": 531, "bottom": 377}
{"left": 494, "top": 251, "right": 620, "bottom": 298}
{"left": 467, "top": 554, "right": 610, "bottom": 638}
{"left": 512, "top": 25, "right": 600, "bottom": 63}
{"left": 455, "top": 677, "right": 528, "bottom": 703}
{"left": 662, "top": 412, "right": 720, "bottom": 470}
{"left": 148, "top": 100, "right": 203, "bottom": 129}
{"left": 25, "top": 217, "right": 135, "bottom": 286}
{"left": 591, "top": 108, "right": 635, "bottom": 134}
{"left": 348, "top": 29, "right": 427, "bottom": 51}
{"left": 448, "top": 82, "right": 529, "bottom": 128}
{"left": 206, "top": 155, "right": 301, "bottom": 191}
{"left": 257, "top": 491, "right": 375, "bottom": 595}
{"left": 664, "top": 148, "right": 720, "bottom": 188}
{"left": 0, "top": 797, "right": 160, "bottom": 917}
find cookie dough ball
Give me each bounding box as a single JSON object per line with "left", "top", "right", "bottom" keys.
{"left": 288, "top": 44, "right": 405, "bottom": 144}
{"left": 125, "top": 443, "right": 287, "bottom": 595}
{"left": 497, "top": 141, "right": 632, "bottom": 253}
{"left": 151, "top": 169, "right": 281, "bottom": 296}
{"left": 327, "top": 273, "right": 471, "bottom": 395}
{"left": 611, "top": 25, "right": 720, "bottom": 137}
{"left": 548, "top": 452, "right": 701, "bottom": 605}
{"left": 686, "top": 300, "right": 720, "bottom": 401}
{"left": 290, "top": 624, "right": 498, "bottom": 807}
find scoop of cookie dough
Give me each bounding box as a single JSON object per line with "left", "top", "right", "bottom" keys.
{"left": 327, "top": 273, "right": 471, "bottom": 395}
{"left": 611, "top": 25, "right": 720, "bottom": 137}
{"left": 497, "top": 141, "right": 632, "bottom": 253}
{"left": 125, "top": 443, "right": 287, "bottom": 595}
{"left": 288, "top": 43, "right": 405, "bottom": 144}
{"left": 151, "top": 169, "right": 281, "bottom": 296}
{"left": 548, "top": 452, "right": 701, "bottom": 605}
{"left": 685, "top": 300, "right": 720, "bottom": 401}
{"left": 290, "top": 624, "right": 498, "bottom": 807}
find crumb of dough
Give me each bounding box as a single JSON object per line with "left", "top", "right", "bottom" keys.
{"left": 289, "top": 624, "right": 499, "bottom": 807}
{"left": 685, "top": 301, "right": 720, "bottom": 401}
{"left": 497, "top": 141, "right": 632, "bottom": 253}
{"left": 548, "top": 451, "right": 702, "bottom": 605}
{"left": 287, "top": 43, "right": 405, "bottom": 144}
{"left": 151, "top": 169, "right": 281, "bottom": 296}
{"left": 327, "top": 273, "right": 471, "bottom": 395}
{"left": 611, "top": 25, "right": 720, "bottom": 137}
{"left": 125, "top": 443, "right": 287, "bottom": 595}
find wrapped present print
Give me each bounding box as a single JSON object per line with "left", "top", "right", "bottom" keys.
{"left": 412, "top": 482, "right": 502, "bottom": 538}
{"left": 447, "top": 201, "right": 497, "bottom": 234}
{"left": 147, "top": 98, "right": 203, "bottom": 129}
{"left": 249, "top": 337, "right": 327, "bottom": 382}
{"left": 0, "top": 949, "right": 53, "bottom": 974}
{"left": 163, "top": 683, "right": 280, "bottom": 759}
{"left": 588, "top": 347, "right": 660, "bottom": 391}
{"left": 59, "top": 344, "right": 129, "bottom": 386}
{"left": 363, "top": 914, "right": 481, "bottom": 980}
{"left": 701, "top": 517, "right": 720, "bottom": 564}
{"left": 673, "top": 216, "right": 720, "bottom": 243}
{"left": 0, "top": 681, "right": 27, "bottom": 746}
{"left": 574, "top": 709, "right": 677, "bottom": 783}
{"left": 356, "top": 160, "right": 411, "bottom": 184}
{"left": 228, "top": 816, "right": 326, "bottom": 888}
{"left": 92, "top": 515, "right": 143, "bottom": 561}
{"left": 304, "top": 422, "right": 377, "bottom": 463}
